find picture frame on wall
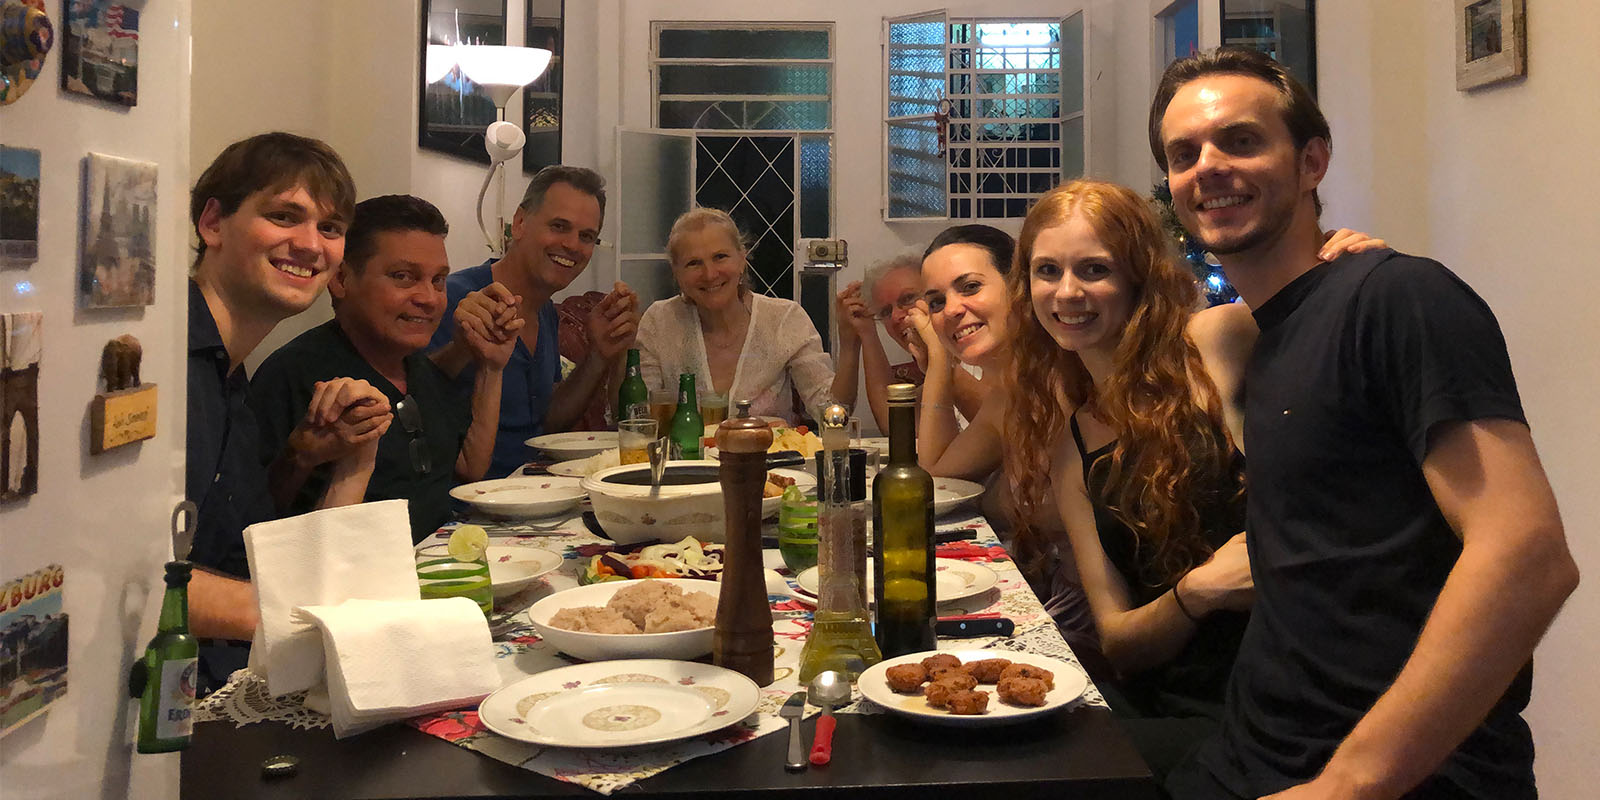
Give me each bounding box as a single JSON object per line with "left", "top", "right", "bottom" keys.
{"left": 521, "top": 0, "right": 563, "bottom": 175}
{"left": 1455, "top": 0, "right": 1526, "bottom": 91}
{"left": 60, "top": 0, "right": 139, "bottom": 107}
{"left": 1219, "top": 0, "right": 1317, "bottom": 96}
{"left": 79, "top": 152, "right": 157, "bottom": 308}
{"left": 418, "top": 0, "right": 508, "bottom": 165}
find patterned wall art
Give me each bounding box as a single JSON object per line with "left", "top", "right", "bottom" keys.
{"left": 0, "top": 145, "right": 40, "bottom": 267}
{"left": 60, "top": 0, "right": 138, "bottom": 106}
{"left": 79, "top": 152, "right": 156, "bottom": 308}
{"left": 0, "top": 310, "right": 40, "bottom": 504}
{"left": 0, "top": 564, "right": 68, "bottom": 736}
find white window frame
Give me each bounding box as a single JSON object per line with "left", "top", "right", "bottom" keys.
{"left": 882, "top": 10, "right": 1089, "bottom": 222}
{"left": 651, "top": 21, "right": 835, "bottom": 132}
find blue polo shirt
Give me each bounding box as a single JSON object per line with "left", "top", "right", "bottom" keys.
{"left": 185, "top": 280, "right": 276, "bottom": 578}
{"left": 428, "top": 261, "right": 562, "bottom": 479}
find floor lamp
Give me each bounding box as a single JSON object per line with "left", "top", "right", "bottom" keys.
{"left": 450, "top": 44, "right": 553, "bottom": 256}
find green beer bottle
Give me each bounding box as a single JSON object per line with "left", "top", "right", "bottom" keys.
{"left": 130, "top": 561, "right": 199, "bottom": 753}
{"left": 619, "top": 348, "right": 649, "bottom": 422}
{"left": 669, "top": 373, "right": 704, "bottom": 460}
{"left": 872, "top": 383, "right": 936, "bottom": 657}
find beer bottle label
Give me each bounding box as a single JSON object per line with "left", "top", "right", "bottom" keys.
{"left": 155, "top": 657, "right": 197, "bottom": 740}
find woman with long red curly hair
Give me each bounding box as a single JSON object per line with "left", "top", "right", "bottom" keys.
{"left": 1000, "top": 180, "right": 1383, "bottom": 771}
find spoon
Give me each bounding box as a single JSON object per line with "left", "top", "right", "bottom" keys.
{"left": 807, "top": 670, "right": 850, "bottom": 766}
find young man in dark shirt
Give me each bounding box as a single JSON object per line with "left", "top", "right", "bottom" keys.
{"left": 186, "top": 133, "right": 391, "bottom": 670}
{"left": 1151, "top": 49, "right": 1578, "bottom": 800}
{"left": 249, "top": 195, "right": 518, "bottom": 541}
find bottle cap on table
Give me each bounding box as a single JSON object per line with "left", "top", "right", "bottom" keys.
{"left": 715, "top": 399, "right": 772, "bottom": 454}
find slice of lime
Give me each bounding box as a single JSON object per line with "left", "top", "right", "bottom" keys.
{"left": 447, "top": 524, "right": 489, "bottom": 562}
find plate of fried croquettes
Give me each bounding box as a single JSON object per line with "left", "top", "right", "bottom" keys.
{"left": 858, "top": 649, "right": 1089, "bottom": 725}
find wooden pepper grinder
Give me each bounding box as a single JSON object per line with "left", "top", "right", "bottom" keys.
{"left": 713, "top": 400, "right": 775, "bottom": 686}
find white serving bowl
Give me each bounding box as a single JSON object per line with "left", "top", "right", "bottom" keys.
{"left": 527, "top": 578, "right": 722, "bottom": 661}
{"left": 582, "top": 460, "right": 814, "bottom": 546}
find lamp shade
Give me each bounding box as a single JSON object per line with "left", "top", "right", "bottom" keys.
{"left": 454, "top": 45, "right": 551, "bottom": 91}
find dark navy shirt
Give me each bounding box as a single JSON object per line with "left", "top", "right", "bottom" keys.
{"left": 185, "top": 280, "right": 276, "bottom": 578}
{"left": 427, "top": 260, "right": 562, "bottom": 479}
{"left": 1191, "top": 250, "right": 1533, "bottom": 800}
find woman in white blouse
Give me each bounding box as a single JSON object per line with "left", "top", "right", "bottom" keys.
{"left": 637, "top": 208, "right": 856, "bottom": 423}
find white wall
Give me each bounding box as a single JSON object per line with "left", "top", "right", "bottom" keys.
{"left": 0, "top": 2, "right": 192, "bottom": 798}
{"left": 1318, "top": 1, "right": 1600, "bottom": 796}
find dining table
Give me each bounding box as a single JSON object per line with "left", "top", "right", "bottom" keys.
{"left": 183, "top": 474, "right": 1159, "bottom": 799}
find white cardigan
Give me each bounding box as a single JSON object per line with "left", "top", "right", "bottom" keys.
{"left": 637, "top": 294, "right": 835, "bottom": 423}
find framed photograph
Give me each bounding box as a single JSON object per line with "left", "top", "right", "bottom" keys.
{"left": 1456, "top": 0, "right": 1526, "bottom": 90}
{"left": 418, "top": 0, "right": 508, "bottom": 165}
{"left": 0, "top": 564, "right": 69, "bottom": 734}
{"left": 0, "top": 146, "right": 41, "bottom": 267}
{"left": 521, "top": 0, "right": 563, "bottom": 175}
{"left": 80, "top": 153, "right": 156, "bottom": 308}
{"left": 1, "top": 311, "right": 42, "bottom": 504}
{"left": 60, "top": 1, "right": 139, "bottom": 106}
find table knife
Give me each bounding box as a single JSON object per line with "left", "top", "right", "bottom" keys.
{"left": 779, "top": 691, "right": 807, "bottom": 771}
{"left": 935, "top": 615, "right": 1014, "bottom": 638}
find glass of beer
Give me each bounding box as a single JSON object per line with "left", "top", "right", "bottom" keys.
{"left": 649, "top": 389, "right": 676, "bottom": 433}
{"left": 700, "top": 394, "right": 729, "bottom": 426}
{"left": 618, "top": 419, "right": 657, "bottom": 465}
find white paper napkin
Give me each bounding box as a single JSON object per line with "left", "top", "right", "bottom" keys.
{"left": 243, "top": 499, "right": 419, "bottom": 696}
{"left": 293, "top": 597, "right": 499, "bottom": 738}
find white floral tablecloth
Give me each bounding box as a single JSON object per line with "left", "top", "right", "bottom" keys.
{"left": 196, "top": 509, "right": 1104, "bottom": 795}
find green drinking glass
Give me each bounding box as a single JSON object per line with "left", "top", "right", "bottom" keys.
{"left": 416, "top": 543, "right": 493, "bottom": 616}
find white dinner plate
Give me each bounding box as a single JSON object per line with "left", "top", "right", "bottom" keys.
{"left": 858, "top": 436, "right": 890, "bottom": 456}
{"left": 525, "top": 431, "right": 618, "bottom": 460}
{"left": 486, "top": 545, "right": 564, "bottom": 599}
{"left": 792, "top": 558, "right": 998, "bottom": 605}
{"left": 857, "top": 649, "right": 1089, "bottom": 727}
{"left": 477, "top": 659, "right": 760, "bottom": 748}
{"left": 933, "top": 478, "right": 985, "bottom": 516}
{"left": 547, "top": 448, "right": 620, "bottom": 478}
{"left": 450, "top": 476, "right": 587, "bottom": 518}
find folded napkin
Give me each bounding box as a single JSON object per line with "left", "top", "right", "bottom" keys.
{"left": 293, "top": 597, "right": 499, "bottom": 738}
{"left": 244, "top": 500, "right": 420, "bottom": 696}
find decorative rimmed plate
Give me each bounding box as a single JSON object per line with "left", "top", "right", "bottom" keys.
{"left": 547, "top": 448, "right": 621, "bottom": 478}
{"left": 793, "top": 558, "right": 998, "bottom": 605}
{"left": 487, "top": 546, "right": 564, "bottom": 599}
{"left": 526, "top": 431, "right": 619, "bottom": 460}
{"left": 478, "top": 659, "right": 760, "bottom": 748}
{"left": 450, "top": 476, "right": 587, "bottom": 518}
{"left": 857, "top": 649, "right": 1089, "bottom": 727}
{"left": 933, "top": 478, "right": 985, "bottom": 516}
{"left": 858, "top": 436, "right": 890, "bottom": 457}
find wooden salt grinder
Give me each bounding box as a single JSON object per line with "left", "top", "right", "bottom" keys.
{"left": 713, "top": 400, "right": 775, "bottom": 686}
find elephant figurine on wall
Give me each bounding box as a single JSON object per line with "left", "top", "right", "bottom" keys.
{"left": 100, "top": 334, "right": 142, "bottom": 392}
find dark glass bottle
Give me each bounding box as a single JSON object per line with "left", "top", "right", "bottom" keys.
{"left": 872, "top": 383, "right": 936, "bottom": 657}
{"left": 669, "top": 373, "right": 704, "bottom": 460}
{"left": 618, "top": 349, "right": 649, "bottom": 422}
{"left": 130, "top": 561, "right": 199, "bottom": 753}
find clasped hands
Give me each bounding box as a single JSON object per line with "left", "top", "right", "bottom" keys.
{"left": 286, "top": 378, "right": 393, "bottom": 470}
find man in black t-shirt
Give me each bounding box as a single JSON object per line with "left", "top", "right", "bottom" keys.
{"left": 1149, "top": 50, "right": 1579, "bottom": 800}
{"left": 250, "top": 195, "right": 521, "bottom": 541}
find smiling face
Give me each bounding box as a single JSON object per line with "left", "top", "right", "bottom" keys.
{"left": 330, "top": 229, "right": 450, "bottom": 357}
{"left": 869, "top": 265, "right": 922, "bottom": 345}
{"left": 509, "top": 180, "right": 602, "bottom": 294}
{"left": 1158, "top": 73, "right": 1325, "bottom": 259}
{"left": 921, "top": 243, "right": 1009, "bottom": 366}
{"left": 1028, "top": 212, "right": 1136, "bottom": 363}
{"left": 669, "top": 225, "right": 746, "bottom": 311}
{"left": 199, "top": 183, "right": 347, "bottom": 320}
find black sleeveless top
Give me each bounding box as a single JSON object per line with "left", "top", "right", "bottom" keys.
{"left": 1071, "top": 413, "right": 1250, "bottom": 720}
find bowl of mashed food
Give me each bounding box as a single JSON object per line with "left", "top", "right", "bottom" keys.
{"left": 528, "top": 578, "right": 721, "bottom": 661}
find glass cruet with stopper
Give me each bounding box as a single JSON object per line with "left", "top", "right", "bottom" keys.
{"left": 798, "top": 402, "right": 881, "bottom": 683}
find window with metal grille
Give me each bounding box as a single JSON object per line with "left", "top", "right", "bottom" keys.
{"left": 648, "top": 23, "right": 835, "bottom": 304}
{"left": 884, "top": 11, "right": 1086, "bottom": 221}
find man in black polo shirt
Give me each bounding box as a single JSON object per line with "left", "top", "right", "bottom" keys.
{"left": 249, "top": 195, "right": 518, "bottom": 541}
{"left": 1151, "top": 50, "right": 1579, "bottom": 800}
{"left": 187, "top": 133, "right": 393, "bottom": 689}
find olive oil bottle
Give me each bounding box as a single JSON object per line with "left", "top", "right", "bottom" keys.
{"left": 798, "top": 404, "right": 881, "bottom": 682}
{"left": 872, "top": 384, "right": 936, "bottom": 657}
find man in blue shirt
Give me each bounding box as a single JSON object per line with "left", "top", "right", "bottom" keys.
{"left": 429, "top": 165, "right": 638, "bottom": 478}
{"left": 185, "top": 133, "right": 391, "bottom": 683}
